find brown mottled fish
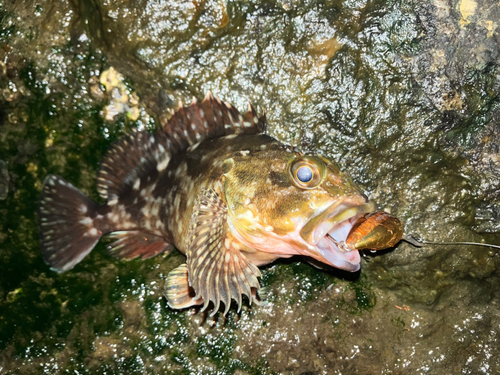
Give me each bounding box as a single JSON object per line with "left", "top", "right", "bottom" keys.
{"left": 38, "top": 92, "right": 398, "bottom": 315}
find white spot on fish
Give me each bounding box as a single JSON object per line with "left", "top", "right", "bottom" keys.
{"left": 122, "top": 222, "right": 134, "bottom": 229}
{"left": 265, "top": 225, "right": 274, "bottom": 232}
{"left": 239, "top": 150, "right": 250, "bottom": 156}
{"left": 223, "top": 134, "right": 238, "bottom": 140}
{"left": 80, "top": 217, "right": 92, "bottom": 226}
{"left": 156, "top": 156, "right": 170, "bottom": 172}
{"left": 89, "top": 228, "right": 98, "bottom": 236}
{"left": 151, "top": 204, "right": 159, "bottom": 217}
{"left": 156, "top": 157, "right": 170, "bottom": 172}
{"left": 108, "top": 199, "right": 118, "bottom": 206}
{"left": 109, "top": 213, "right": 120, "bottom": 223}
{"left": 243, "top": 122, "right": 252, "bottom": 128}
{"left": 133, "top": 179, "right": 141, "bottom": 190}
{"left": 187, "top": 142, "right": 201, "bottom": 152}
{"left": 174, "top": 195, "right": 181, "bottom": 210}
{"left": 200, "top": 109, "right": 205, "bottom": 118}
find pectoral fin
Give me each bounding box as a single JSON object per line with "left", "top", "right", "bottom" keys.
{"left": 186, "top": 188, "right": 261, "bottom": 316}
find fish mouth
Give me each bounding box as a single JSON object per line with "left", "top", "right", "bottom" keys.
{"left": 301, "top": 198, "right": 376, "bottom": 272}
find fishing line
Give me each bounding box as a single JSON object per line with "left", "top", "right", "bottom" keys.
{"left": 403, "top": 234, "right": 500, "bottom": 250}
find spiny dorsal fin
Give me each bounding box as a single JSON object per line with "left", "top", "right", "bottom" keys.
{"left": 97, "top": 131, "right": 170, "bottom": 201}
{"left": 186, "top": 188, "right": 261, "bottom": 316}
{"left": 97, "top": 94, "right": 265, "bottom": 201}
{"left": 161, "top": 92, "right": 266, "bottom": 146}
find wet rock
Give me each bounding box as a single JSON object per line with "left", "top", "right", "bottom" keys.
{"left": 0, "top": 160, "right": 9, "bottom": 200}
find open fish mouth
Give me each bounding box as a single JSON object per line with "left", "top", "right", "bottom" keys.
{"left": 315, "top": 216, "right": 364, "bottom": 271}
{"left": 302, "top": 199, "right": 377, "bottom": 272}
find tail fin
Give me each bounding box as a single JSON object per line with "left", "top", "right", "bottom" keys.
{"left": 38, "top": 174, "right": 103, "bottom": 272}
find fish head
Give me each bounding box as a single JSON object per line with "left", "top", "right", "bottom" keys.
{"left": 222, "top": 146, "right": 376, "bottom": 272}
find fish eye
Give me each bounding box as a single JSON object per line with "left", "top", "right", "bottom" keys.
{"left": 296, "top": 166, "right": 313, "bottom": 182}
{"left": 289, "top": 157, "right": 325, "bottom": 189}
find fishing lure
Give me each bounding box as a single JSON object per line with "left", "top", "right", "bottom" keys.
{"left": 342, "top": 211, "right": 500, "bottom": 252}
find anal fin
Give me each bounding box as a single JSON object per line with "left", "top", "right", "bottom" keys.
{"left": 107, "top": 230, "right": 173, "bottom": 260}
{"left": 164, "top": 263, "right": 203, "bottom": 309}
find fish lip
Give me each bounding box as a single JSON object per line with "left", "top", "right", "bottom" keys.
{"left": 303, "top": 199, "right": 377, "bottom": 271}
{"left": 316, "top": 235, "right": 361, "bottom": 272}
{"left": 314, "top": 217, "right": 363, "bottom": 271}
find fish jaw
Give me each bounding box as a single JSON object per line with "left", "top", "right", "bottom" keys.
{"left": 299, "top": 197, "right": 376, "bottom": 271}
{"left": 314, "top": 222, "right": 362, "bottom": 271}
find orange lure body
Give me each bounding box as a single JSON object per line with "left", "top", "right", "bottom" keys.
{"left": 346, "top": 212, "right": 403, "bottom": 251}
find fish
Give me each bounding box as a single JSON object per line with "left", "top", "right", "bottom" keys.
{"left": 38, "top": 92, "right": 390, "bottom": 316}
